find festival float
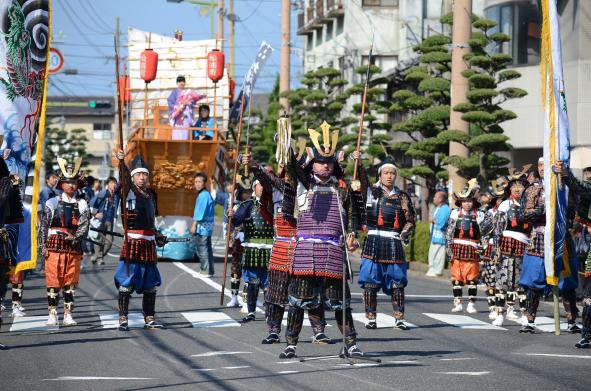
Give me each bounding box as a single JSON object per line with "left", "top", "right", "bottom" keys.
{"left": 119, "top": 29, "right": 230, "bottom": 260}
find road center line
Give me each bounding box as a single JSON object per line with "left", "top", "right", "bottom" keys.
{"left": 437, "top": 372, "right": 490, "bottom": 376}
{"left": 44, "top": 377, "right": 157, "bottom": 381}
{"left": 191, "top": 351, "right": 253, "bottom": 357}
{"left": 513, "top": 353, "right": 591, "bottom": 359}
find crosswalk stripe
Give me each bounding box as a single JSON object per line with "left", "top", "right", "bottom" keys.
{"left": 351, "top": 312, "right": 418, "bottom": 329}
{"left": 506, "top": 316, "right": 570, "bottom": 333}
{"left": 10, "top": 316, "right": 59, "bottom": 332}
{"left": 181, "top": 312, "right": 241, "bottom": 328}
{"left": 99, "top": 312, "right": 145, "bottom": 329}
{"left": 423, "top": 313, "right": 507, "bottom": 330}
{"left": 281, "top": 312, "right": 333, "bottom": 327}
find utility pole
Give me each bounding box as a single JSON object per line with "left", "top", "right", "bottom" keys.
{"left": 447, "top": 0, "right": 472, "bottom": 192}
{"left": 279, "top": 0, "right": 291, "bottom": 112}
{"left": 217, "top": 0, "right": 224, "bottom": 42}
{"left": 228, "top": 0, "right": 235, "bottom": 79}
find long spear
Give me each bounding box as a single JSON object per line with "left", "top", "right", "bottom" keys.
{"left": 353, "top": 33, "right": 374, "bottom": 180}
{"left": 114, "top": 32, "right": 129, "bottom": 265}
{"left": 220, "top": 93, "right": 246, "bottom": 305}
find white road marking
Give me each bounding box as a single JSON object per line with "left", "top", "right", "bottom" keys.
{"left": 44, "top": 377, "right": 157, "bottom": 381}
{"left": 10, "top": 316, "right": 59, "bottom": 332}
{"left": 351, "top": 312, "right": 417, "bottom": 329}
{"left": 440, "top": 358, "right": 476, "bottom": 361}
{"left": 514, "top": 353, "right": 591, "bottom": 359}
{"left": 423, "top": 313, "right": 507, "bottom": 330}
{"left": 192, "top": 369, "right": 216, "bottom": 372}
{"left": 275, "top": 361, "right": 303, "bottom": 365}
{"left": 99, "top": 312, "right": 145, "bottom": 329}
{"left": 191, "top": 351, "right": 253, "bottom": 357}
{"left": 437, "top": 372, "right": 490, "bottom": 376}
{"left": 277, "top": 370, "right": 299, "bottom": 374}
{"left": 222, "top": 366, "right": 250, "bottom": 369}
{"left": 350, "top": 293, "right": 484, "bottom": 299}
{"left": 182, "top": 312, "right": 241, "bottom": 328}
{"left": 506, "top": 316, "right": 572, "bottom": 333}
{"left": 336, "top": 363, "right": 379, "bottom": 368}
{"left": 173, "top": 262, "right": 263, "bottom": 313}
{"left": 281, "top": 312, "right": 333, "bottom": 328}
{"left": 383, "top": 360, "right": 419, "bottom": 364}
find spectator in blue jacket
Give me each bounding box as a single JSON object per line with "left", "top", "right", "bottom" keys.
{"left": 89, "top": 177, "right": 120, "bottom": 264}
{"left": 193, "top": 104, "right": 214, "bottom": 140}
{"left": 191, "top": 172, "right": 215, "bottom": 276}
{"left": 426, "top": 191, "right": 451, "bottom": 277}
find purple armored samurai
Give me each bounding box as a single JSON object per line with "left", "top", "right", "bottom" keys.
{"left": 279, "top": 121, "right": 364, "bottom": 359}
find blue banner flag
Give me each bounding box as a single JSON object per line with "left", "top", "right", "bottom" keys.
{"left": 541, "top": 0, "right": 571, "bottom": 286}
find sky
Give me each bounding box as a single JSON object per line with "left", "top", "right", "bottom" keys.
{"left": 48, "top": 0, "right": 302, "bottom": 97}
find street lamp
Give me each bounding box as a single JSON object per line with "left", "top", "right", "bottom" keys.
{"left": 166, "top": 0, "right": 216, "bottom": 38}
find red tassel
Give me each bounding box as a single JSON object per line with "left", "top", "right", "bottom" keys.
{"left": 393, "top": 212, "right": 400, "bottom": 229}
{"left": 459, "top": 209, "right": 465, "bottom": 238}
{"left": 469, "top": 223, "right": 474, "bottom": 238}
{"left": 511, "top": 215, "right": 517, "bottom": 227}
{"left": 377, "top": 208, "right": 384, "bottom": 226}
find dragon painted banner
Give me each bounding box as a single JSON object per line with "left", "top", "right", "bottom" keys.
{"left": 0, "top": 0, "right": 50, "bottom": 272}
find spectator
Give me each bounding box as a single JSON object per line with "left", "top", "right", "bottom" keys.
{"left": 193, "top": 104, "right": 214, "bottom": 140}
{"left": 38, "top": 172, "right": 61, "bottom": 211}
{"left": 89, "top": 177, "right": 120, "bottom": 265}
{"left": 426, "top": 191, "right": 451, "bottom": 277}
{"left": 92, "top": 179, "right": 102, "bottom": 196}
{"left": 214, "top": 182, "right": 234, "bottom": 237}
{"left": 191, "top": 172, "right": 215, "bottom": 277}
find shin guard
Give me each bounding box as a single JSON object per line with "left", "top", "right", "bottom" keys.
{"left": 391, "top": 286, "right": 405, "bottom": 319}
{"left": 487, "top": 288, "right": 496, "bottom": 310}
{"left": 562, "top": 289, "right": 579, "bottom": 323}
{"left": 266, "top": 303, "right": 284, "bottom": 334}
{"left": 467, "top": 281, "right": 477, "bottom": 303}
{"left": 47, "top": 287, "right": 59, "bottom": 309}
{"left": 525, "top": 288, "right": 541, "bottom": 322}
{"left": 285, "top": 306, "right": 305, "bottom": 346}
{"left": 363, "top": 286, "right": 378, "bottom": 320}
{"left": 63, "top": 285, "right": 76, "bottom": 312}
{"left": 335, "top": 308, "right": 357, "bottom": 347}
{"left": 308, "top": 305, "right": 324, "bottom": 335}
{"left": 582, "top": 299, "right": 591, "bottom": 339}
{"left": 142, "top": 289, "right": 157, "bottom": 318}
{"left": 245, "top": 282, "right": 259, "bottom": 314}
{"left": 11, "top": 283, "right": 23, "bottom": 304}
{"left": 118, "top": 289, "right": 131, "bottom": 317}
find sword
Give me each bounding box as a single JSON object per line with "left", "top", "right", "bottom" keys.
{"left": 55, "top": 232, "right": 103, "bottom": 247}
{"left": 89, "top": 228, "right": 191, "bottom": 243}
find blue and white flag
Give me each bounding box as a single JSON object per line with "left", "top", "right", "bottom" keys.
{"left": 229, "top": 41, "right": 274, "bottom": 125}
{"left": 541, "top": 0, "right": 571, "bottom": 285}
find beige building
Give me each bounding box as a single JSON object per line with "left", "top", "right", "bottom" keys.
{"left": 484, "top": 0, "right": 591, "bottom": 169}
{"left": 45, "top": 96, "right": 116, "bottom": 179}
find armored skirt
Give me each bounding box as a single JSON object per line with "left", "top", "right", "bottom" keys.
{"left": 45, "top": 230, "right": 83, "bottom": 288}
{"left": 114, "top": 230, "right": 161, "bottom": 294}
{"left": 450, "top": 241, "right": 481, "bottom": 284}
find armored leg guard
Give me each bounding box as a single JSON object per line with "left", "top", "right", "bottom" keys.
{"left": 245, "top": 282, "right": 260, "bottom": 315}
{"left": 391, "top": 286, "right": 405, "bottom": 319}
{"left": 517, "top": 288, "right": 527, "bottom": 313}
{"left": 335, "top": 308, "right": 357, "bottom": 348}
{"left": 581, "top": 298, "right": 591, "bottom": 340}
{"left": 486, "top": 288, "right": 496, "bottom": 310}
{"left": 308, "top": 305, "right": 324, "bottom": 335}
{"left": 525, "top": 288, "right": 541, "bottom": 323}
{"left": 118, "top": 286, "right": 132, "bottom": 317}
{"left": 452, "top": 281, "right": 463, "bottom": 298}
{"left": 266, "top": 303, "right": 284, "bottom": 335}
{"left": 142, "top": 289, "right": 157, "bottom": 318}
{"left": 63, "top": 285, "right": 75, "bottom": 313}
{"left": 495, "top": 290, "right": 507, "bottom": 314}
{"left": 11, "top": 283, "right": 23, "bottom": 304}
{"left": 363, "top": 286, "right": 378, "bottom": 321}
{"left": 467, "top": 281, "right": 477, "bottom": 304}
{"left": 47, "top": 287, "right": 59, "bottom": 309}
{"left": 562, "top": 289, "right": 579, "bottom": 324}
{"left": 285, "top": 306, "right": 304, "bottom": 346}
{"left": 506, "top": 290, "right": 517, "bottom": 307}
{"left": 230, "top": 274, "right": 241, "bottom": 296}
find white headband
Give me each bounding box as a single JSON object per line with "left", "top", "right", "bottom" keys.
{"left": 538, "top": 157, "right": 544, "bottom": 163}
{"left": 378, "top": 163, "right": 397, "bottom": 174}
{"left": 252, "top": 179, "right": 260, "bottom": 189}
{"left": 130, "top": 168, "right": 149, "bottom": 176}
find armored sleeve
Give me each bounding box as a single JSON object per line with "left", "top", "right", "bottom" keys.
{"left": 38, "top": 205, "right": 52, "bottom": 252}
{"left": 74, "top": 208, "right": 90, "bottom": 242}
{"left": 400, "top": 191, "right": 416, "bottom": 234}
{"left": 231, "top": 200, "right": 253, "bottom": 228}
{"left": 565, "top": 170, "right": 591, "bottom": 200}
{"left": 445, "top": 213, "right": 456, "bottom": 258}
{"left": 480, "top": 210, "right": 495, "bottom": 243}
{"left": 522, "top": 185, "right": 544, "bottom": 224}
{"left": 287, "top": 148, "right": 309, "bottom": 190}
{"left": 252, "top": 164, "right": 285, "bottom": 194}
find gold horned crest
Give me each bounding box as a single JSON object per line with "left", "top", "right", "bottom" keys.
{"left": 457, "top": 178, "right": 478, "bottom": 198}
{"left": 507, "top": 164, "right": 532, "bottom": 180}
{"left": 57, "top": 157, "right": 83, "bottom": 179}
{"left": 308, "top": 121, "right": 339, "bottom": 158}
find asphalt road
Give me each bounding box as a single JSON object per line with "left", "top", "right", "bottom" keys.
{"left": 1, "top": 246, "right": 590, "bottom": 391}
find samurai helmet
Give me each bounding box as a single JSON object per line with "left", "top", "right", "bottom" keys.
{"left": 130, "top": 155, "right": 149, "bottom": 176}
{"left": 490, "top": 176, "right": 508, "bottom": 197}
{"left": 57, "top": 157, "right": 83, "bottom": 182}
{"left": 306, "top": 121, "right": 340, "bottom": 163}
{"left": 454, "top": 178, "right": 480, "bottom": 208}
{"left": 504, "top": 164, "right": 531, "bottom": 197}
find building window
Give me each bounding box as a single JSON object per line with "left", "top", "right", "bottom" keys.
{"left": 485, "top": 2, "right": 540, "bottom": 65}
{"left": 93, "top": 123, "right": 112, "bottom": 139}
{"left": 316, "top": 26, "right": 323, "bottom": 46}
{"left": 336, "top": 15, "right": 344, "bottom": 35}
{"left": 306, "top": 33, "right": 314, "bottom": 51}
{"left": 326, "top": 20, "right": 333, "bottom": 41}
{"left": 362, "top": 0, "right": 398, "bottom": 6}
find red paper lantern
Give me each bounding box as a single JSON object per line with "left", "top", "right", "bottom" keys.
{"left": 140, "top": 49, "right": 158, "bottom": 83}
{"left": 118, "top": 75, "right": 130, "bottom": 103}
{"left": 207, "top": 49, "right": 224, "bottom": 83}
{"left": 229, "top": 78, "right": 236, "bottom": 103}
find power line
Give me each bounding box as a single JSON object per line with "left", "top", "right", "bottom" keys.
{"left": 61, "top": 1, "right": 111, "bottom": 35}
{"left": 80, "top": 0, "right": 114, "bottom": 32}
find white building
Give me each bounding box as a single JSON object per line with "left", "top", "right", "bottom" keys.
{"left": 483, "top": 0, "right": 591, "bottom": 170}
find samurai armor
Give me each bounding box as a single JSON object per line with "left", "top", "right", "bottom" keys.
{"left": 452, "top": 242, "right": 480, "bottom": 262}
{"left": 46, "top": 233, "right": 82, "bottom": 254}
{"left": 265, "top": 268, "right": 290, "bottom": 306}
{"left": 125, "top": 189, "right": 156, "bottom": 231}
{"left": 270, "top": 212, "right": 297, "bottom": 272}
{"left": 499, "top": 236, "right": 526, "bottom": 257}
{"left": 525, "top": 227, "right": 544, "bottom": 257}
{"left": 242, "top": 201, "right": 274, "bottom": 269}
{"left": 121, "top": 236, "right": 157, "bottom": 263}
{"left": 45, "top": 252, "right": 82, "bottom": 289}
{"left": 453, "top": 212, "right": 481, "bottom": 240}
{"left": 362, "top": 235, "right": 405, "bottom": 264}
